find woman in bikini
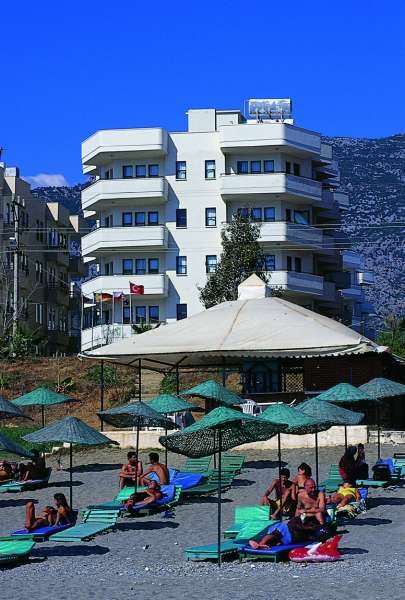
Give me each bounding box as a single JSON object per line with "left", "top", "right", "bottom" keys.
{"left": 24, "top": 493, "right": 73, "bottom": 532}
{"left": 326, "top": 481, "right": 360, "bottom": 508}
{"left": 292, "top": 463, "right": 312, "bottom": 502}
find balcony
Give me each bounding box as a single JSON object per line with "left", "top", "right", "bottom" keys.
{"left": 81, "top": 324, "right": 136, "bottom": 351}
{"left": 82, "top": 128, "right": 168, "bottom": 167}
{"left": 267, "top": 271, "right": 324, "bottom": 296}
{"left": 259, "top": 222, "right": 324, "bottom": 249}
{"left": 220, "top": 173, "right": 322, "bottom": 203}
{"left": 334, "top": 191, "right": 350, "bottom": 210}
{"left": 358, "top": 271, "right": 374, "bottom": 285}
{"left": 81, "top": 177, "right": 168, "bottom": 211}
{"left": 342, "top": 250, "right": 362, "bottom": 271}
{"left": 81, "top": 274, "right": 169, "bottom": 298}
{"left": 341, "top": 286, "right": 363, "bottom": 300}
{"left": 81, "top": 226, "right": 168, "bottom": 257}
{"left": 219, "top": 123, "right": 321, "bottom": 156}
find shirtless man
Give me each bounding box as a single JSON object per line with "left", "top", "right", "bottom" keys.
{"left": 119, "top": 452, "right": 143, "bottom": 489}
{"left": 125, "top": 480, "right": 163, "bottom": 510}
{"left": 295, "top": 478, "right": 325, "bottom": 525}
{"left": 139, "top": 452, "right": 169, "bottom": 486}
{"left": 24, "top": 493, "right": 72, "bottom": 532}
{"left": 259, "top": 468, "right": 294, "bottom": 518}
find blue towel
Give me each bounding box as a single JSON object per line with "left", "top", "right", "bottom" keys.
{"left": 241, "top": 542, "right": 310, "bottom": 555}
{"left": 127, "top": 484, "right": 176, "bottom": 511}
{"left": 171, "top": 472, "right": 204, "bottom": 489}
{"left": 12, "top": 523, "right": 72, "bottom": 537}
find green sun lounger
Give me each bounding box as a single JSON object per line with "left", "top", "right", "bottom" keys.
{"left": 0, "top": 468, "right": 52, "bottom": 494}
{"left": 50, "top": 509, "right": 119, "bottom": 542}
{"left": 182, "top": 472, "right": 234, "bottom": 496}
{"left": 220, "top": 454, "right": 246, "bottom": 474}
{"left": 0, "top": 537, "right": 35, "bottom": 566}
{"left": 182, "top": 457, "right": 212, "bottom": 474}
{"left": 355, "top": 479, "right": 388, "bottom": 488}
{"left": 224, "top": 505, "right": 273, "bottom": 538}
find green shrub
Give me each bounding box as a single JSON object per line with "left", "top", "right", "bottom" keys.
{"left": 0, "top": 426, "right": 55, "bottom": 454}
{"left": 83, "top": 364, "right": 118, "bottom": 386}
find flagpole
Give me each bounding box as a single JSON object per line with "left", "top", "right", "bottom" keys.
{"left": 100, "top": 288, "right": 103, "bottom": 345}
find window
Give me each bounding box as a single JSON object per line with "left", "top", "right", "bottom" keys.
{"left": 264, "top": 160, "right": 275, "bottom": 173}
{"left": 264, "top": 207, "right": 275, "bottom": 222}
{"left": 264, "top": 255, "right": 276, "bottom": 271}
{"left": 136, "top": 164, "right": 146, "bottom": 178}
{"left": 135, "top": 212, "right": 146, "bottom": 226}
{"left": 122, "top": 212, "right": 133, "bottom": 227}
{"left": 250, "top": 160, "right": 261, "bottom": 174}
{"left": 294, "top": 210, "right": 310, "bottom": 225}
{"left": 104, "top": 215, "right": 113, "bottom": 228}
{"left": 237, "top": 161, "right": 248, "bottom": 174}
{"left": 205, "top": 160, "right": 216, "bottom": 179}
{"left": 176, "top": 161, "right": 187, "bottom": 180}
{"left": 122, "top": 259, "right": 133, "bottom": 275}
{"left": 205, "top": 207, "right": 216, "bottom": 227}
{"left": 176, "top": 208, "right": 187, "bottom": 228}
{"left": 285, "top": 209, "right": 292, "bottom": 222}
{"left": 105, "top": 261, "right": 113, "bottom": 275}
{"left": 135, "top": 259, "right": 146, "bottom": 275}
{"left": 295, "top": 257, "right": 302, "bottom": 272}
{"left": 148, "top": 258, "right": 159, "bottom": 274}
{"left": 135, "top": 306, "right": 146, "bottom": 324}
{"left": 148, "top": 164, "right": 159, "bottom": 177}
{"left": 286, "top": 161, "right": 291, "bottom": 174}
{"left": 176, "top": 256, "right": 187, "bottom": 275}
{"left": 149, "top": 305, "right": 159, "bottom": 323}
{"left": 287, "top": 256, "right": 292, "bottom": 271}
{"left": 237, "top": 207, "right": 250, "bottom": 219}
{"left": 123, "top": 306, "right": 131, "bottom": 324}
{"left": 251, "top": 207, "right": 262, "bottom": 222}
{"left": 293, "top": 163, "right": 301, "bottom": 176}
{"left": 105, "top": 168, "right": 113, "bottom": 179}
{"left": 206, "top": 255, "right": 217, "bottom": 274}
{"left": 148, "top": 211, "right": 159, "bottom": 226}
{"left": 122, "top": 165, "right": 133, "bottom": 178}
{"left": 35, "top": 303, "right": 44, "bottom": 325}
{"left": 177, "top": 303, "right": 187, "bottom": 320}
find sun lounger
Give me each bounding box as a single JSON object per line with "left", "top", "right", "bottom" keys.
{"left": 182, "top": 457, "right": 212, "bottom": 473}
{"left": 182, "top": 472, "right": 234, "bottom": 496}
{"left": 11, "top": 523, "right": 73, "bottom": 542}
{"left": 148, "top": 470, "right": 204, "bottom": 490}
{"left": 224, "top": 505, "right": 273, "bottom": 538}
{"left": 184, "top": 540, "right": 239, "bottom": 561}
{"left": 0, "top": 537, "right": 36, "bottom": 566}
{"left": 355, "top": 479, "right": 389, "bottom": 488}
{"left": 238, "top": 542, "right": 311, "bottom": 562}
{"left": 0, "top": 468, "right": 52, "bottom": 494}
{"left": 126, "top": 484, "right": 181, "bottom": 515}
{"left": 50, "top": 509, "right": 119, "bottom": 542}
{"left": 220, "top": 454, "right": 245, "bottom": 474}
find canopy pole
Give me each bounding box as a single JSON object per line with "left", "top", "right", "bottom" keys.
{"left": 377, "top": 404, "right": 381, "bottom": 460}
{"left": 344, "top": 425, "right": 347, "bottom": 451}
{"left": 221, "top": 358, "right": 226, "bottom": 386}
{"left": 315, "top": 432, "right": 319, "bottom": 488}
{"left": 217, "top": 425, "right": 222, "bottom": 568}
{"left": 41, "top": 405, "right": 45, "bottom": 428}
{"left": 100, "top": 360, "right": 105, "bottom": 431}
{"left": 135, "top": 416, "right": 140, "bottom": 495}
{"left": 278, "top": 432, "right": 282, "bottom": 521}
{"left": 69, "top": 443, "right": 73, "bottom": 509}
{"left": 176, "top": 365, "right": 180, "bottom": 395}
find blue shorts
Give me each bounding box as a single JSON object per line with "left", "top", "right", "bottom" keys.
{"left": 267, "top": 522, "right": 292, "bottom": 545}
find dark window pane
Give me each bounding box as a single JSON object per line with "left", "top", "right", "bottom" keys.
{"left": 176, "top": 208, "right": 187, "bottom": 228}
{"left": 264, "top": 160, "right": 275, "bottom": 173}
{"left": 251, "top": 207, "right": 262, "bottom": 222}
{"left": 176, "top": 161, "right": 186, "bottom": 179}
{"left": 264, "top": 254, "right": 275, "bottom": 271}
{"left": 122, "top": 259, "right": 133, "bottom": 275}
{"left": 285, "top": 209, "right": 292, "bottom": 222}
{"left": 237, "top": 207, "right": 250, "bottom": 219}
{"left": 294, "top": 210, "right": 310, "bottom": 225}
{"left": 205, "top": 160, "right": 216, "bottom": 179}
{"left": 287, "top": 256, "right": 292, "bottom": 271}
{"left": 122, "top": 165, "right": 133, "bottom": 178}
{"left": 122, "top": 212, "right": 133, "bottom": 226}
{"left": 205, "top": 207, "right": 216, "bottom": 227}
{"left": 293, "top": 163, "right": 301, "bottom": 176}
{"left": 286, "top": 161, "right": 291, "bottom": 174}
{"left": 148, "top": 211, "right": 159, "bottom": 225}
{"left": 177, "top": 303, "right": 187, "bottom": 320}
{"left": 123, "top": 306, "right": 131, "bottom": 324}
{"left": 136, "top": 165, "right": 146, "bottom": 178}
{"left": 149, "top": 306, "right": 159, "bottom": 323}
{"left": 176, "top": 256, "right": 187, "bottom": 275}
{"left": 250, "top": 161, "right": 261, "bottom": 174}
{"left": 264, "top": 207, "right": 275, "bottom": 222}
{"left": 135, "top": 259, "right": 146, "bottom": 275}
{"left": 135, "top": 212, "right": 146, "bottom": 226}
{"left": 148, "top": 164, "right": 159, "bottom": 177}
{"left": 148, "top": 258, "right": 159, "bottom": 274}
{"left": 135, "top": 306, "right": 146, "bottom": 324}
{"left": 206, "top": 255, "right": 217, "bottom": 274}
{"left": 237, "top": 161, "right": 248, "bottom": 174}
{"left": 295, "top": 257, "right": 302, "bottom": 272}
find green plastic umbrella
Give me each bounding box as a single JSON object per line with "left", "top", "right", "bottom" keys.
{"left": 146, "top": 394, "right": 201, "bottom": 466}
{"left": 296, "top": 399, "right": 364, "bottom": 485}
{"left": 24, "top": 416, "right": 116, "bottom": 508}
{"left": 0, "top": 431, "right": 34, "bottom": 459}
{"left": 98, "top": 400, "right": 177, "bottom": 493}
{"left": 0, "top": 396, "right": 29, "bottom": 421}
{"left": 181, "top": 380, "right": 244, "bottom": 408}
{"left": 160, "top": 406, "right": 286, "bottom": 567}
{"left": 359, "top": 378, "right": 405, "bottom": 458}
{"left": 312, "top": 383, "right": 373, "bottom": 450}
{"left": 261, "top": 404, "right": 332, "bottom": 501}
{"left": 13, "top": 387, "right": 77, "bottom": 427}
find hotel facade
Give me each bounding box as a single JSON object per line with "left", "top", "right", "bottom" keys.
{"left": 80, "top": 105, "right": 373, "bottom": 352}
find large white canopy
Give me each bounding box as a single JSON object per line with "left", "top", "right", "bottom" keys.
{"left": 81, "top": 291, "right": 383, "bottom": 371}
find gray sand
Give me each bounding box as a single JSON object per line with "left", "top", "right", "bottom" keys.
{"left": 1, "top": 443, "right": 405, "bottom": 600}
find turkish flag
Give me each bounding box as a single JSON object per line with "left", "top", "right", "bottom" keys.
{"left": 129, "top": 283, "right": 145, "bottom": 295}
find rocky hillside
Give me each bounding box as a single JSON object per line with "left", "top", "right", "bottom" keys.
{"left": 31, "top": 183, "right": 84, "bottom": 215}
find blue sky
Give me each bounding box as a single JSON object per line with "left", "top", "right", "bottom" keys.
{"left": 1, "top": 0, "right": 404, "bottom": 186}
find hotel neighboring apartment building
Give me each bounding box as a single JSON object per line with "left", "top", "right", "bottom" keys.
{"left": 80, "top": 104, "right": 374, "bottom": 351}
{"left": 0, "top": 163, "right": 86, "bottom": 354}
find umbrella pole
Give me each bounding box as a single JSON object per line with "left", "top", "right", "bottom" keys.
{"left": 278, "top": 433, "right": 282, "bottom": 521}
{"left": 69, "top": 443, "right": 73, "bottom": 509}
{"left": 344, "top": 425, "right": 347, "bottom": 451}
{"left": 135, "top": 416, "right": 140, "bottom": 495}
{"left": 164, "top": 425, "right": 168, "bottom": 468}
{"left": 377, "top": 404, "right": 381, "bottom": 460}
{"left": 100, "top": 360, "right": 104, "bottom": 431}
{"left": 315, "top": 432, "right": 319, "bottom": 488}
{"left": 218, "top": 426, "right": 222, "bottom": 568}
{"left": 41, "top": 405, "right": 45, "bottom": 428}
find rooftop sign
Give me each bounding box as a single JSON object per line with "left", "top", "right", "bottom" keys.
{"left": 248, "top": 98, "right": 292, "bottom": 119}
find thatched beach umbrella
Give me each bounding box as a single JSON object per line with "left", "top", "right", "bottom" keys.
{"left": 0, "top": 431, "right": 34, "bottom": 459}
{"left": 98, "top": 401, "right": 177, "bottom": 492}
{"left": 13, "top": 387, "right": 77, "bottom": 427}
{"left": 159, "top": 406, "right": 286, "bottom": 567}
{"left": 181, "top": 380, "right": 244, "bottom": 409}
{"left": 146, "top": 394, "right": 202, "bottom": 466}
{"left": 0, "top": 396, "right": 29, "bottom": 421}
{"left": 24, "top": 416, "right": 115, "bottom": 508}
{"left": 359, "top": 378, "right": 405, "bottom": 458}
{"left": 296, "top": 399, "right": 364, "bottom": 485}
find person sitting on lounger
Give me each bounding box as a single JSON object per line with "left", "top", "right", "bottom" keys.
{"left": 259, "top": 468, "right": 294, "bottom": 518}
{"left": 292, "top": 463, "right": 312, "bottom": 501}
{"left": 24, "top": 493, "right": 72, "bottom": 532}
{"left": 338, "top": 446, "right": 357, "bottom": 485}
{"left": 119, "top": 452, "right": 143, "bottom": 489}
{"left": 355, "top": 443, "right": 369, "bottom": 480}
{"left": 19, "top": 450, "right": 47, "bottom": 482}
{"left": 326, "top": 481, "right": 360, "bottom": 509}
{"left": 295, "top": 478, "right": 326, "bottom": 525}
{"left": 125, "top": 480, "right": 164, "bottom": 510}
{"left": 0, "top": 460, "right": 13, "bottom": 481}
{"left": 139, "top": 452, "right": 169, "bottom": 485}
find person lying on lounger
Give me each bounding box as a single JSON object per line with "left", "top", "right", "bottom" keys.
{"left": 259, "top": 468, "right": 295, "bottom": 518}
{"left": 119, "top": 452, "right": 143, "bottom": 489}
{"left": 295, "top": 478, "right": 326, "bottom": 525}
{"left": 139, "top": 452, "right": 169, "bottom": 485}
{"left": 248, "top": 515, "right": 324, "bottom": 550}
{"left": 0, "top": 460, "right": 13, "bottom": 481}
{"left": 326, "top": 481, "right": 360, "bottom": 508}
{"left": 125, "top": 480, "right": 164, "bottom": 510}
{"left": 24, "top": 493, "right": 72, "bottom": 532}
{"left": 19, "top": 450, "right": 47, "bottom": 482}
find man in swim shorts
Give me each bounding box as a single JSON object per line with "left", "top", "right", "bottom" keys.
{"left": 139, "top": 452, "right": 169, "bottom": 485}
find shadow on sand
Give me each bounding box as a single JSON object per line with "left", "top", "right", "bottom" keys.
{"left": 346, "top": 517, "right": 392, "bottom": 526}
{"left": 367, "top": 496, "right": 405, "bottom": 508}
{"left": 0, "top": 499, "right": 31, "bottom": 508}
{"left": 32, "top": 544, "right": 110, "bottom": 558}
{"left": 71, "top": 463, "right": 122, "bottom": 473}
{"left": 49, "top": 480, "right": 84, "bottom": 489}
{"left": 232, "top": 479, "right": 255, "bottom": 487}
{"left": 118, "top": 521, "right": 179, "bottom": 532}
{"left": 341, "top": 547, "right": 369, "bottom": 555}
{"left": 244, "top": 460, "right": 287, "bottom": 470}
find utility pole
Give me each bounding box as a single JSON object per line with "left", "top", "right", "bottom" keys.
{"left": 10, "top": 193, "right": 24, "bottom": 353}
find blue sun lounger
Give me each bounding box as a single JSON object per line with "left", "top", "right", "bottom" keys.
{"left": 238, "top": 542, "right": 312, "bottom": 562}
{"left": 11, "top": 523, "right": 73, "bottom": 542}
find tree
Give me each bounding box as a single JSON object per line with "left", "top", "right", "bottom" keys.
{"left": 199, "top": 215, "right": 268, "bottom": 309}
{"left": 377, "top": 314, "right": 405, "bottom": 358}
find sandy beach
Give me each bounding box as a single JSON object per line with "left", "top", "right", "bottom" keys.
{"left": 1, "top": 442, "right": 405, "bottom": 600}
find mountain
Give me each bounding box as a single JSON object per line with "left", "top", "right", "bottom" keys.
{"left": 32, "top": 134, "right": 405, "bottom": 318}
{"left": 324, "top": 134, "right": 405, "bottom": 318}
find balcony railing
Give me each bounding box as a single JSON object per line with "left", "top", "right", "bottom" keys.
{"left": 81, "top": 177, "right": 168, "bottom": 211}
{"left": 220, "top": 172, "right": 322, "bottom": 203}
{"left": 81, "top": 274, "right": 169, "bottom": 297}
{"left": 81, "top": 225, "right": 168, "bottom": 256}
{"left": 267, "top": 270, "right": 324, "bottom": 296}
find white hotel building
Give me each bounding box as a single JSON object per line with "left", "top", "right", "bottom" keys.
{"left": 80, "top": 106, "right": 373, "bottom": 351}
